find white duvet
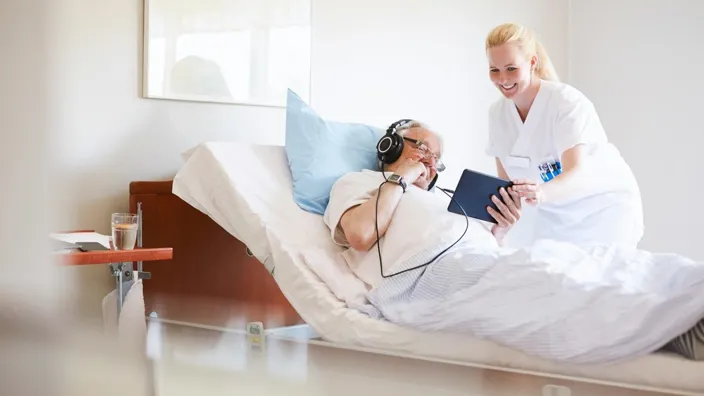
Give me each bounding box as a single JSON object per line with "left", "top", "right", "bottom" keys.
{"left": 173, "top": 142, "right": 704, "bottom": 393}
{"left": 362, "top": 239, "right": 704, "bottom": 364}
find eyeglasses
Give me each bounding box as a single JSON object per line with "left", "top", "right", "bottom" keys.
{"left": 403, "top": 137, "right": 445, "bottom": 172}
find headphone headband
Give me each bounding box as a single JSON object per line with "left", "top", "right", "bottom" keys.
{"left": 386, "top": 119, "right": 413, "bottom": 135}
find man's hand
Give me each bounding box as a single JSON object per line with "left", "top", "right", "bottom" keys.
{"left": 393, "top": 157, "right": 427, "bottom": 185}
{"left": 487, "top": 187, "right": 522, "bottom": 244}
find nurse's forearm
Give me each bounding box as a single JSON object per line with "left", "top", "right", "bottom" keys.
{"left": 538, "top": 145, "right": 590, "bottom": 203}
{"left": 539, "top": 167, "right": 586, "bottom": 203}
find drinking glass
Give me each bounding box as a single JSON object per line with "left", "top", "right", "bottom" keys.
{"left": 111, "top": 213, "right": 138, "bottom": 250}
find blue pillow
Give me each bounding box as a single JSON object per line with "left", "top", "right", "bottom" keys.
{"left": 285, "top": 89, "right": 383, "bottom": 215}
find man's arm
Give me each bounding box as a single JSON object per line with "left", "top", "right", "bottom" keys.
{"left": 339, "top": 182, "right": 405, "bottom": 251}
{"left": 337, "top": 158, "right": 426, "bottom": 251}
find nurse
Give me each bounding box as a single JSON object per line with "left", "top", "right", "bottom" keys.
{"left": 483, "top": 23, "right": 645, "bottom": 248}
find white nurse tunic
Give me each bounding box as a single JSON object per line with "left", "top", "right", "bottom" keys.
{"left": 486, "top": 80, "right": 644, "bottom": 248}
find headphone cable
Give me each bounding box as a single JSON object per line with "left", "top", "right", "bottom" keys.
{"left": 375, "top": 164, "right": 469, "bottom": 279}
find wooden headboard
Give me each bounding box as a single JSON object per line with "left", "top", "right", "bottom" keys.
{"left": 129, "top": 180, "right": 304, "bottom": 329}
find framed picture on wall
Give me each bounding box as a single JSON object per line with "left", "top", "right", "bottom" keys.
{"left": 142, "top": 0, "right": 311, "bottom": 107}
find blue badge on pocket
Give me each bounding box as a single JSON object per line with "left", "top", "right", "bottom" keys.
{"left": 539, "top": 159, "right": 562, "bottom": 182}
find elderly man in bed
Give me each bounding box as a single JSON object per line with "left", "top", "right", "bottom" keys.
{"left": 323, "top": 120, "right": 519, "bottom": 287}
{"left": 322, "top": 119, "right": 704, "bottom": 364}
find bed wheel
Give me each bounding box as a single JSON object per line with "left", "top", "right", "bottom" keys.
{"left": 245, "top": 247, "right": 254, "bottom": 257}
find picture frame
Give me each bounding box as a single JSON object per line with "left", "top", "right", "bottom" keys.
{"left": 142, "top": 0, "right": 312, "bottom": 108}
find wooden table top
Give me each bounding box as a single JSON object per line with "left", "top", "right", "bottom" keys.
{"left": 58, "top": 247, "right": 173, "bottom": 266}
{"left": 53, "top": 229, "right": 172, "bottom": 266}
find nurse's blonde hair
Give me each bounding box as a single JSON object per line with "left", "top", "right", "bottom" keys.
{"left": 485, "top": 23, "right": 560, "bottom": 82}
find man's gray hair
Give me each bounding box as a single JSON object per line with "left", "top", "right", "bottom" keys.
{"left": 377, "top": 119, "right": 444, "bottom": 171}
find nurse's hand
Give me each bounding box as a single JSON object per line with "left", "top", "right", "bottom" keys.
{"left": 511, "top": 179, "right": 542, "bottom": 206}
{"left": 487, "top": 187, "right": 521, "bottom": 228}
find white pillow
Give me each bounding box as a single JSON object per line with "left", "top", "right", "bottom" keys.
{"left": 180, "top": 145, "right": 199, "bottom": 163}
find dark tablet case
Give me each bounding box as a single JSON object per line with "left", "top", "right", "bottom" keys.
{"left": 447, "top": 169, "right": 513, "bottom": 223}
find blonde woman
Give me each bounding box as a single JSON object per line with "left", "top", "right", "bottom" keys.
{"left": 484, "top": 23, "right": 644, "bottom": 248}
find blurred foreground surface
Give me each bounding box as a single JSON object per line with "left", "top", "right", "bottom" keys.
{"left": 2, "top": 295, "right": 691, "bottom": 396}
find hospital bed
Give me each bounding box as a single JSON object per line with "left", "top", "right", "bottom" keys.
{"left": 130, "top": 142, "right": 704, "bottom": 395}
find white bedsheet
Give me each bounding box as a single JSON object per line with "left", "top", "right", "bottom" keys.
{"left": 172, "top": 142, "right": 704, "bottom": 394}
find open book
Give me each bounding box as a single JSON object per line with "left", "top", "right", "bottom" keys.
{"left": 50, "top": 237, "right": 81, "bottom": 252}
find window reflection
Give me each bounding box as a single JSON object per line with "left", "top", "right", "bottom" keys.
{"left": 144, "top": 0, "right": 311, "bottom": 107}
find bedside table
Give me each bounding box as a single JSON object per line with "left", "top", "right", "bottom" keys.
{"left": 53, "top": 229, "right": 173, "bottom": 318}
{"left": 54, "top": 232, "right": 172, "bottom": 266}
{"left": 53, "top": 205, "right": 173, "bottom": 319}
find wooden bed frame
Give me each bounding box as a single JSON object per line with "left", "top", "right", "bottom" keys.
{"left": 128, "top": 180, "right": 305, "bottom": 329}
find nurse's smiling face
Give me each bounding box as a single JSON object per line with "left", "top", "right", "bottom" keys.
{"left": 487, "top": 43, "right": 537, "bottom": 100}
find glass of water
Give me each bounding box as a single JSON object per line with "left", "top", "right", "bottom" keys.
{"left": 111, "top": 213, "right": 138, "bottom": 250}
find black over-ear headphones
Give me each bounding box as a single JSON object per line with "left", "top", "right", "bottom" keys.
{"left": 376, "top": 119, "right": 412, "bottom": 165}
{"left": 377, "top": 119, "right": 442, "bottom": 190}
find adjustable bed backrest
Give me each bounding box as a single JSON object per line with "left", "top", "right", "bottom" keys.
{"left": 172, "top": 142, "right": 340, "bottom": 267}
{"left": 128, "top": 179, "right": 305, "bottom": 328}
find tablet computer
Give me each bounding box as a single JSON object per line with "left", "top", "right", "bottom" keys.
{"left": 447, "top": 169, "right": 513, "bottom": 223}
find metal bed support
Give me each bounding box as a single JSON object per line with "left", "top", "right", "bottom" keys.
{"left": 109, "top": 202, "right": 151, "bottom": 316}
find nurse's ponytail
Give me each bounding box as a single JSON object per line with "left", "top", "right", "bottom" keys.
{"left": 486, "top": 23, "right": 560, "bottom": 82}
{"left": 534, "top": 40, "right": 559, "bottom": 82}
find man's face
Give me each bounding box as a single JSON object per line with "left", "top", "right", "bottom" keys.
{"left": 399, "top": 128, "right": 443, "bottom": 190}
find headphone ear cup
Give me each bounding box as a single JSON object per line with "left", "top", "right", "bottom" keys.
{"left": 378, "top": 119, "right": 411, "bottom": 165}
{"left": 386, "top": 132, "right": 404, "bottom": 163}
{"left": 376, "top": 131, "right": 404, "bottom": 164}
{"left": 377, "top": 135, "right": 392, "bottom": 162}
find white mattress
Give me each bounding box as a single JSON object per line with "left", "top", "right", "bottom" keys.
{"left": 172, "top": 142, "right": 704, "bottom": 395}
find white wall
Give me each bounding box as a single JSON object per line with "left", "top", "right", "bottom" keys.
{"left": 311, "top": 0, "right": 568, "bottom": 185}
{"left": 47, "top": 0, "right": 284, "bottom": 318}
{"left": 50, "top": 0, "right": 569, "bottom": 216}
{"left": 48, "top": 0, "right": 567, "bottom": 318}
{"left": 569, "top": 0, "right": 704, "bottom": 259}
